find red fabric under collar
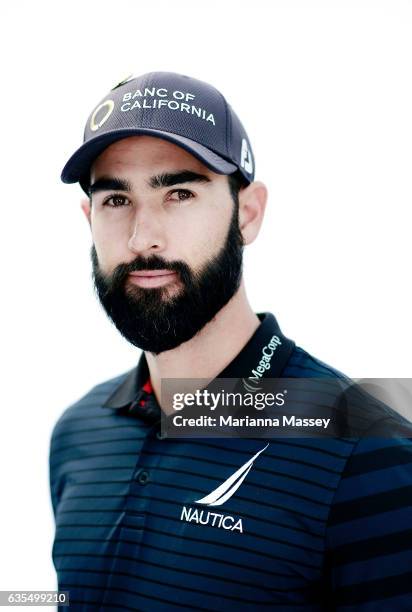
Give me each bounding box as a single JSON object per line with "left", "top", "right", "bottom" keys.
{"left": 142, "top": 378, "right": 153, "bottom": 394}
{"left": 138, "top": 378, "right": 153, "bottom": 405}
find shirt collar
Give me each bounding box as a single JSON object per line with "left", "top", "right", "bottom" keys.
{"left": 102, "top": 311, "right": 295, "bottom": 417}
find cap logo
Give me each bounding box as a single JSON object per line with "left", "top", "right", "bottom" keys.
{"left": 120, "top": 87, "right": 216, "bottom": 125}
{"left": 90, "top": 99, "right": 115, "bottom": 132}
{"left": 240, "top": 138, "right": 253, "bottom": 174}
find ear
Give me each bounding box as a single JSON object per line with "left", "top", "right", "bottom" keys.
{"left": 238, "top": 181, "right": 268, "bottom": 245}
{"left": 81, "top": 198, "right": 92, "bottom": 227}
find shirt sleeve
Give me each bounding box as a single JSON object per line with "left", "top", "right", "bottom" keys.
{"left": 48, "top": 406, "right": 73, "bottom": 521}
{"left": 324, "top": 418, "right": 412, "bottom": 610}
{"left": 49, "top": 424, "right": 61, "bottom": 520}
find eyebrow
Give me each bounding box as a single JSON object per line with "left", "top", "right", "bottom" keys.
{"left": 88, "top": 177, "right": 131, "bottom": 196}
{"left": 149, "top": 170, "right": 211, "bottom": 189}
{"left": 89, "top": 170, "right": 211, "bottom": 197}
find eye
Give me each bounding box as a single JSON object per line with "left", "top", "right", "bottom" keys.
{"left": 167, "top": 189, "right": 194, "bottom": 202}
{"left": 102, "top": 194, "right": 131, "bottom": 208}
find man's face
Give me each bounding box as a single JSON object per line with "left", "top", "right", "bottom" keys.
{"left": 87, "top": 135, "right": 244, "bottom": 354}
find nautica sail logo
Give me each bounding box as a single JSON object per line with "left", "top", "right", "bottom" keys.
{"left": 180, "top": 444, "right": 269, "bottom": 534}
{"left": 195, "top": 443, "right": 269, "bottom": 506}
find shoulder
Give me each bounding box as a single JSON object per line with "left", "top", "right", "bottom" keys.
{"left": 283, "top": 344, "right": 351, "bottom": 380}
{"left": 285, "top": 344, "right": 412, "bottom": 434}
{"left": 48, "top": 367, "right": 134, "bottom": 517}
{"left": 49, "top": 367, "right": 132, "bottom": 444}
{"left": 288, "top": 351, "right": 412, "bottom": 607}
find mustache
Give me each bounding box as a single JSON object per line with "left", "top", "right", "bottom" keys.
{"left": 124, "top": 256, "right": 182, "bottom": 274}
{"left": 91, "top": 246, "right": 193, "bottom": 290}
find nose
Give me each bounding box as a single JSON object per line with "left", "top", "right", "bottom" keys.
{"left": 127, "top": 207, "right": 166, "bottom": 255}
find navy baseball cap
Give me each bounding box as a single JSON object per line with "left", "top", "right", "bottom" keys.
{"left": 61, "top": 71, "right": 255, "bottom": 194}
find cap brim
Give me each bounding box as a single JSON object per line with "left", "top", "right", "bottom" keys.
{"left": 61, "top": 128, "right": 237, "bottom": 186}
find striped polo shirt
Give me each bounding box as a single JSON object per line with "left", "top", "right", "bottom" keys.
{"left": 49, "top": 312, "right": 412, "bottom": 611}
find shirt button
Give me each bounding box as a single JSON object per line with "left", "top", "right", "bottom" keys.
{"left": 136, "top": 469, "right": 150, "bottom": 485}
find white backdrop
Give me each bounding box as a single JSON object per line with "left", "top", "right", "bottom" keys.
{"left": 0, "top": 0, "right": 411, "bottom": 598}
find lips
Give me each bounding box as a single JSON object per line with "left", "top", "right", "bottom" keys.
{"left": 128, "top": 270, "right": 178, "bottom": 288}
{"left": 129, "top": 270, "right": 176, "bottom": 277}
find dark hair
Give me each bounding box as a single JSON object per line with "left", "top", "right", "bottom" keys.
{"left": 227, "top": 170, "right": 248, "bottom": 207}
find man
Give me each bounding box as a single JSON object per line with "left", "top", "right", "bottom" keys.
{"left": 50, "top": 71, "right": 412, "bottom": 610}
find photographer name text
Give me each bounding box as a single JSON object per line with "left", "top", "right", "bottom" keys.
{"left": 172, "top": 415, "right": 331, "bottom": 429}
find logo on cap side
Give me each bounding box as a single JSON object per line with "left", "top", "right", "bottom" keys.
{"left": 90, "top": 99, "right": 115, "bottom": 132}
{"left": 240, "top": 138, "right": 253, "bottom": 174}
{"left": 111, "top": 73, "right": 136, "bottom": 90}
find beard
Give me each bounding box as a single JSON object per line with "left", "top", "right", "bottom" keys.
{"left": 91, "top": 201, "right": 244, "bottom": 354}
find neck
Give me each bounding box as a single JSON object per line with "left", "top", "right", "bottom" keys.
{"left": 145, "top": 278, "right": 260, "bottom": 411}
